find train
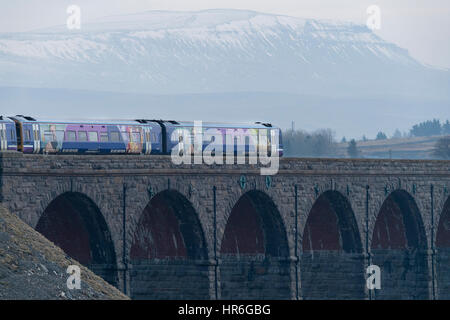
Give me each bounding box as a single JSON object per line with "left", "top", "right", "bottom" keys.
{"left": 0, "top": 115, "right": 283, "bottom": 156}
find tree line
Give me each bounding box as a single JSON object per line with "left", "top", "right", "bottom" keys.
{"left": 283, "top": 118, "right": 450, "bottom": 159}
{"left": 282, "top": 129, "right": 337, "bottom": 157}
{"left": 410, "top": 119, "right": 450, "bottom": 137}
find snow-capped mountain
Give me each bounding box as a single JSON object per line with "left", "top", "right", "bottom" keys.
{"left": 0, "top": 9, "right": 449, "bottom": 138}
{"left": 0, "top": 9, "right": 447, "bottom": 97}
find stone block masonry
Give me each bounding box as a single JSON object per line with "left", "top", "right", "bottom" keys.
{"left": 0, "top": 152, "right": 449, "bottom": 299}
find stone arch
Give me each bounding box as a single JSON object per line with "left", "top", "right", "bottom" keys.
{"left": 36, "top": 191, "right": 118, "bottom": 286}
{"left": 301, "top": 190, "right": 365, "bottom": 299}
{"left": 370, "top": 189, "right": 428, "bottom": 299}
{"left": 219, "top": 190, "right": 291, "bottom": 299}
{"left": 129, "top": 189, "right": 209, "bottom": 299}
{"left": 436, "top": 196, "right": 450, "bottom": 299}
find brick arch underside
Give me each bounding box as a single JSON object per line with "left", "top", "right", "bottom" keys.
{"left": 301, "top": 191, "right": 365, "bottom": 299}
{"left": 129, "top": 190, "right": 209, "bottom": 300}
{"left": 220, "top": 190, "right": 291, "bottom": 300}
{"left": 436, "top": 196, "right": 450, "bottom": 299}
{"left": 371, "top": 190, "right": 429, "bottom": 300}
{"left": 35, "top": 192, "right": 118, "bottom": 287}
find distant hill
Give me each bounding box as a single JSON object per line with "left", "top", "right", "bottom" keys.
{"left": 336, "top": 136, "right": 442, "bottom": 159}
{"left": 0, "top": 205, "right": 128, "bottom": 299}
{"left": 0, "top": 9, "right": 448, "bottom": 97}
{"left": 0, "top": 9, "right": 449, "bottom": 137}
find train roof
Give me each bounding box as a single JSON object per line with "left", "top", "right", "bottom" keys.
{"left": 0, "top": 116, "right": 15, "bottom": 123}
{"left": 9, "top": 116, "right": 157, "bottom": 126}
{"left": 174, "top": 121, "right": 276, "bottom": 129}
{"left": 144, "top": 120, "right": 278, "bottom": 129}
{"left": 8, "top": 116, "right": 279, "bottom": 129}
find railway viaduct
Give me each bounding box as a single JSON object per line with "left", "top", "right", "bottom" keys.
{"left": 0, "top": 152, "right": 449, "bottom": 300}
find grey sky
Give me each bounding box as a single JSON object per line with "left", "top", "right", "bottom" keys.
{"left": 0, "top": 0, "right": 449, "bottom": 69}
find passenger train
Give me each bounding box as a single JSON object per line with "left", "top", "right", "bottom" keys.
{"left": 0, "top": 115, "right": 283, "bottom": 156}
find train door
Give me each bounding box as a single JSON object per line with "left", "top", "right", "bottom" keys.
{"left": 0, "top": 123, "right": 6, "bottom": 151}
{"left": 98, "top": 126, "right": 110, "bottom": 154}
{"left": 143, "top": 126, "right": 152, "bottom": 155}
{"left": 128, "top": 127, "right": 142, "bottom": 154}
{"left": 269, "top": 128, "right": 275, "bottom": 156}
{"left": 150, "top": 124, "right": 162, "bottom": 154}
{"left": 22, "top": 124, "right": 34, "bottom": 153}
{"left": 248, "top": 129, "right": 258, "bottom": 157}
{"left": 87, "top": 129, "right": 100, "bottom": 152}
{"left": 0, "top": 123, "right": 8, "bottom": 151}
{"left": 257, "top": 128, "right": 269, "bottom": 156}
{"left": 13, "top": 120, "right": 23, "bottom": 152}
{"left": 32, "top": 124, "right": 41, "bottom": 153}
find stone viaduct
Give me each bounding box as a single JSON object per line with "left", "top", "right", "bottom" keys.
{"left": 0, "top": 152, "right": 449, "bottom": 299}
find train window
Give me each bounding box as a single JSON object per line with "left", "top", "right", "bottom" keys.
{"left": 88, "top": 131, "right": 98, "bottom": 142}
{"left": 44, "top": 131, "right": 54, "bottom": 142}
{"left": 110, "top": 131, "right": 120, "bottom": 142}
{"left": 78, "top": 131, "right": 87, "bottom": 142}
{"left": 66, "top": 131, "right": 76, "bottom": 141}
{"left": 132, "top": 132, "right": 141, "bottom": 142}
{"left": 34, "top": 130, "right": 39, "bottom": 140}
{"left": 25, "top": 130, "right": 31, "bottom": 141}
{"left": 55, "top": 131, "right": 64, "bottom": 142}
{"left": 0, "top": 130, "right": 3, "bottom": 139}
{"left": 121, "top": 132, "right": 130, "bottom": 141}
{"left": 260, "top": 129, "right": 267, "bottom": 139}
{"left": 100, "top": 132, "right": 109, "bottom": 142}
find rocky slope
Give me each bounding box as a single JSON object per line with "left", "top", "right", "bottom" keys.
{"left": 0, "top": 205, "right": 128, "bottom": 300}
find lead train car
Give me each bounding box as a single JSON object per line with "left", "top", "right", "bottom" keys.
{"left": 8, "top": 116, "right": 161, "bottom": 154}
{"left": 158, "top": 120, "right": 284, "bottom": 156}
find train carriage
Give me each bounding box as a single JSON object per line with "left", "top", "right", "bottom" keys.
{"left": 9, "top": 116, "right": 162, "bottom": 155}
{"left": 0, "top": 116, "right": 18, "bottom": 152}
{"left": 161, "top": 120, "right": 283, "bottom": 156}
